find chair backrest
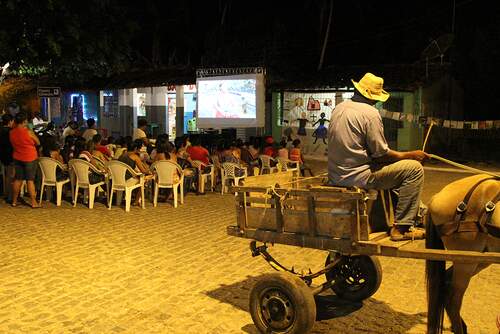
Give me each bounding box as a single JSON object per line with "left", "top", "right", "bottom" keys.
{"left": 114, "top": 147, "right": 127, "bottom": 159}
{"left": 210, "top": 155, "right": 221, "bottom": 169}
{"left": 106, "top": 160, "right": 135, "bottom": 188}
{"left": 222, "top": 162, "right": 238, "bottom": 178}
{"left": 151, "top": 160, "right": 181, "bottom": 185}
{"left": 93, "top": 155, "right": 106, "bottom": 170}
{"left": 275, "top": 157, "right": 288, "bottom": 172}
{"left": 69, "top": 159, "right": 92, "bottom": 185}
{"left": 259, "top": 155, "right": 274, "bottom": 168}
{"left": 38, "top": 157, "right": 65, "bottom": 183}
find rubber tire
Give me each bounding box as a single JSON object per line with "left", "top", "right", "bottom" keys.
{"left": 249, "top": 272, "right": 316, "bottom": 334}
{"left": 325, "top": 254, "right": 382, "bottom": 302}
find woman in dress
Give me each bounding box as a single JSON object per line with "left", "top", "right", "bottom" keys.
{"left": 312, "top": 112, "right": 330, "bottom": 144}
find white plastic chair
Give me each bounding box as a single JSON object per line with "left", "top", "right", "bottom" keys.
{"left": 69, "top": 159, "right": 107, "bottom": 209}
{"left": 258, "top": 155, "right": 277, "bottom": 175}
{"left": 150, "top": 160, "right": 184, "bottom": 208}
{"left": 221, "top": 162, "right": 247, "bottom": 195}
{"left": 106, "top": 160, "right": 145, "bottom": 212}
{"left": 275, "top": 157, "right": 300, "bottom": 175}
{"left": 191, "top": 160, "right": 215, "bottom": 193}
{"left": 114, "top": 147, "right": 127, "bottom": 159}
{"left": 38, "top": 157, "right": 70, "bottom": 206}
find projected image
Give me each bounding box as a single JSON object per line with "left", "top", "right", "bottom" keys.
{"left": 197, "top": 79, "right": 256, "bottom": 119}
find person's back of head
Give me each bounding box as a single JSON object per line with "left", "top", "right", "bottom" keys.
{"left": 64, "top": 135, "right": 75, "bottom": 146}
{"left": 292, "top": 139, "right": 301, "bottom": 148}
{"left": 86, "top": 118, "right": 96, "bottom": 129}
{"left": 2, "top": 113, "right": 13, "bottom": 126}
{"left": 42, "top": 136, "right": 59, "bottom": 157}
{"left": 14, "top": 111, "right": 27, "bottom": 125}
{"left": 74, "top": 137, "right": 87, "bottom": 157}
{"left": 92, "top": 133, "right": 102, "bottom": 144}
{"left": 280, "top": 139, "right": 287, "bottom": 149}
{"left": 166, "top": 142, "right": 175, "bottom": 154}
{"left": 69, "top": 121, "right": 78, "bottom": 129}
{"left": 129, "top": 139, "right": 143, "bottom": 152}
{"left": 86, "top": 140, "right": 96, "bottom": 152}
{"left": 138, "top": 118, "right": 148, "bottom": 129}
{"left": 107, "top": 136, "right": 115, "bottom": 145}
{"left": 190, "top": 136, "right": 201, "bottom": 147}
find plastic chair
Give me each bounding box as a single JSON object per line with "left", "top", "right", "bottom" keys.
{"left": 38, "top": 157, "right": 70, "bottom": 206}
{"left": 258, "top": 155, "right": 277, "bottom": 175}
{"left": 191, "top": 160, "right": 215, "bottom": 193}
{"left": 150, "top": 160, "right": 184, "bottom": 208}
{"left": 114, "top": 147, "right": 127, "bottom": 159}
{"left": 106, "top": 160, "right": 145, "bottom": 212}
{"left": 221, "top": 162, "right": 247, "bottom": 195}
{"left": 275, "top": 157, "right": 300, "bottom": 175}
{"left": 69, "top": 159, "right": 107, "bottom": 209}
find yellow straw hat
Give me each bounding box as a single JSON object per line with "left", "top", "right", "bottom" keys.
{"left": 351, "top": 72, "right": 390, "bottom": 102}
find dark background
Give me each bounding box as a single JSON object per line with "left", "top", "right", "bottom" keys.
{"left": 1, "top": 0, "right": 499, "bottom": 119}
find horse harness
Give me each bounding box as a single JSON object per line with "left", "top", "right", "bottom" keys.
{"left": 437, "top": 177, "right": 500, "bottom": 238}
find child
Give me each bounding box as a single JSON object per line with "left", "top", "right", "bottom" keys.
{"left": 289, "top": 139, "right": 314, "bottom": 176}
{"left": 277, "top": 139, "right": 289, "bottom": 159}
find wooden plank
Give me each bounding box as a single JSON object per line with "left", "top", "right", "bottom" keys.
{"left": 351, "top": 201, "right": 360, "bottom": 242}
{"left": 359, "top": 213, "right": 369, "bottom": 241}
{"left": 226, "top": 226, "right": 352, "bottom": 252}
{"left": 307, "top": 196, "right": 317, "bottom": 237}
{"left": 273, "top": 193, "right": 284, "bottom": 233}
{"left": 368, "top": 231, "right": 388, "bottom": 241}
{"left": 246, "top": 197, "right": 275, "bottom": 205}
{"left": 352, "top": 239, "right": 500, "bottom": 263}
{"left": 282, "top": 209, "right": 352, "bottom": 238}
{"left": 246, "top": 207, "right": 277, "bottom": 230}
{"left": 283, "top": 198, "right": 354, "bottom": 210}
{"left": 235, "top": 193, "right": 246, "bottom": 230}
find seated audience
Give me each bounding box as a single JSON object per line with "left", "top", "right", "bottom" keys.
{"left": 92, "top": 134, "right": 112, "bottom": 159}
{"left": 133, "top": 118, "right": 149, "bottom": 145}
{"left": 277, "top": 139, "right": 289, "bottom": 159}
{"left": 289, "top": 139, "right": 314, "bottom": 176}
{"left": 82, "top": 118, "right": 98, "bottom": 142}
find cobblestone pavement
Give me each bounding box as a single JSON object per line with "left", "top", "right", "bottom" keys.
{"left": 0, "top": 170, "right": 499, "bottom": 334}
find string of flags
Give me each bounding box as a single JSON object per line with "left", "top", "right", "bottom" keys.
{"left": 379, "top": 109, "right": 500, "bottom": 130}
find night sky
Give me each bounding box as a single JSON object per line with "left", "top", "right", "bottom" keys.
{"left": 2, "top": 0, "right": 499, "bottom": 118}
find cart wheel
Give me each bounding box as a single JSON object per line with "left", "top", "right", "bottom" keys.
{"left": 325, "top": 254, "right": 382, "bottom": 302}
{"left": 249, "top": 272, "right": 316, "bottom": 334}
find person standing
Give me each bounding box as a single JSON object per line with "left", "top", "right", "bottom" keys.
{"left": 133, "top": 119, "right": 149, "bottom": 146}
{"left": 328, "top": 72, "right": 429, "bottom": 241}
{"left": 82, "top": 118, "right": 98, "bottom": 142}
{"left": 0, "top": 113, "right": 15, "bottom": 202}
{"left": 9, "top": 112, "right": 40, "bottom": 208}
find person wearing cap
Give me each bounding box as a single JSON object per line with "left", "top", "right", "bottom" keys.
{"left": 328, "top": 73, "right": 430, "bottom": 241}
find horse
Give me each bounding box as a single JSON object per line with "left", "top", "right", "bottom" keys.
{"left": 426, "top": 174, "right": 500, "bottom": 334}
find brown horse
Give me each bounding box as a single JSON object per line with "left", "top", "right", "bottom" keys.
{"left": 426, "top": 174, "right": 500, "bottom": 334}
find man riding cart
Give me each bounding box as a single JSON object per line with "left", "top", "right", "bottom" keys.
{"left": 327, "top": 72, "right": 429, "bottom": 241}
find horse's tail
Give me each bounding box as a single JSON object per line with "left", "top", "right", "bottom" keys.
{"left": 426, "top": 213, "right": 446, "bottom": 334}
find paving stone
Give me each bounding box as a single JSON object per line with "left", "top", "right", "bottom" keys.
{"left": 0, "top": 170, "right": 498, "bottom": 333}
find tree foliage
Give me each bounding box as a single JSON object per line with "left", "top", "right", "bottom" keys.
{"left": 1, "top": 0, "right": 137, "bottom": 83}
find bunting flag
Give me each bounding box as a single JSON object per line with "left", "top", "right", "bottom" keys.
{"left": 376, "top": 109, "right": 500, "bottom": 131}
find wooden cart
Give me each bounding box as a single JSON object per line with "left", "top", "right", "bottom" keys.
{"left": 226, "top": 171, "right": 500, "bottom": 334}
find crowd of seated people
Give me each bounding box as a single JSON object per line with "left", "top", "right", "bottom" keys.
{"left": 0, "top": 110, "right": 315, "bottom": 208}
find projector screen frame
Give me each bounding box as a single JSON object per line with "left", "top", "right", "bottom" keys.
{"left": 196, "top": 72, "right": 265, "bottom": 129}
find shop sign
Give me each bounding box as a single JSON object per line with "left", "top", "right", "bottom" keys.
{"left": 38, "top": 87, "right": 61, "bottom": 97}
